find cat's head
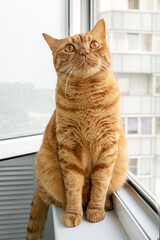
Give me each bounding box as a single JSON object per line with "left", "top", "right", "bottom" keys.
{"left": 43, "top": 19, "right": 111, "bottom": 79}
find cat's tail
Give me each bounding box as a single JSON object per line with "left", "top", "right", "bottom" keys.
{"left": 27, "top": 188, "right": 49, "bottom": 240}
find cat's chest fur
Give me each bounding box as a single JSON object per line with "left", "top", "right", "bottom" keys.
{"left": 56, "top": 76, "right": 120, "bottom": 143}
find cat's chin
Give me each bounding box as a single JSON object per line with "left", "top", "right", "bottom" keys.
{"left": 73, "top": 65, "right": 100, "bottom": 78}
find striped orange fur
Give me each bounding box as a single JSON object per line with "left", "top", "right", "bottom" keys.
{"left": 27, "top": 19, "right": 128, "bottom": 239}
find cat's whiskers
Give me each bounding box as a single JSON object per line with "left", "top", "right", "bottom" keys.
{"left": 60, "top": 58, "right": 79, "bottom": 83}
{"left": 61, "top": 65, "right": 73, "bottom": 82}
{"left": 97, "top": 65, "right": 105, "bottom": 72}
{"left": 87, "top": 56, "right": 110, "bottom": 73}
{"left": 100, "top": 62, "right": 112, "bottom": 73}
{"left": 64, "top": 59, "right": 84, "bottom": 97}
{"left": 72, "top": 59, "right": 86, "bottom": 69}
{"left": 60, "top": 57, "right": 81, "bottom": 77}
{"left": 98, "top": 63, "right": 107, "bottom": 71}
{"left": 65, "top": 67, "right": 74, "bottom": 98}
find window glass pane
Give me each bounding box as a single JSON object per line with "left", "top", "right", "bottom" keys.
{"left": 130, "top": 168, "right": 138, "bottom": 175}
{"left": 138, "top": 158, "right": 151, "bottom": 175}
{"left": 141, "top": 34, "right": 152, "bottom": 52}
{"left": 141, "top": 117, "right": 152, "bottom": 135}
{"left": 154, "top": 35, "right": 160, "bottom": 52}
{"left": 0, "top": 0, "right": 66, "bottom": 139}
{"left": 128, "top": 0, "right": 139, "bottom": 9}
{"left": 157, "top": 0, "right": 160, "bottom": 10}
{"left": 118, "top": 78, "right": 130, "bottom": 95}
{"left": 141, "top": 0, "right": 153, "bottom": 10}
{"left": 130, "top": 158, "right": 137, "bottom": 167}
{"left": 128, "top": 117, "right": 138, "bottom": 134}
{"left": 155, "top": 117, "right": 160, "bottom": 134}
{"left": 111, "top": 33, "right": 126, "bottom": 52}
{"left": 156, "top": 76, "right": 160, "bottom": 93}
{"left": 129, "top": 158, "right": 138, "bottom": 175}
{"left": 127, "top": 34, "right": 139, "bottom": 51}
{"left": 96, "top": 0, "right": 160, "bottom": 198}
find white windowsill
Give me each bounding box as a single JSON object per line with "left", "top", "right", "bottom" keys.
{"left": 52, "top": 205, "right": 129, "bottom": 240}
{"left": 52, "top": 183, "right": 160, "bottom": 240}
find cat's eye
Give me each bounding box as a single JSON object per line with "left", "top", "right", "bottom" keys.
{"left": 90, "top": 41, "right": 100, "bottom": 49}
{"left": 65, "top": 44, "right": 75, "bottom": 53}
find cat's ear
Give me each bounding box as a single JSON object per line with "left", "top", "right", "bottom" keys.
{"left": 42, "top": 33, "right": 59, "bottom": 55}
{"left": 90, "top": 18, "right": 106, "bottom": 41}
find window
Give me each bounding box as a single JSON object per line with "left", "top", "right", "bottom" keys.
{"left": 141, "top": 117, "right": 152, "bottom": 135}
{"left": 158, "top": 0, "right": 160, "bottom": 10}
{"left": 0, "top": 0, "right": 66, "bottom": 140}
{"left": 155, "top": 117, "right": 160, "bottom": 134}
{"left": 138, "top": 158, "right": 151, "bottom": 175}
{"left": 127, "top": 34, "right": 139, "bottom": 51}
{"left": 155, "top": 76, "right": 160, "bottom": 94}
{"left": 128, "top": 0, "right": 139, "bottom": 9}
{"left": 141, "top": 34, "right": 152, "bottom": 52}
{"left": 111, "top": 33, "right": 152, "bottom": 52}
{"left": 118, "top": 78, "right": 130, "bottom": 95}
{"left": 111, "top": 33, "right": 126, "bottom": 52}
{"left": 129, "top": 158, "right": 138, "bottom": 175}
{"left": 130, "top": 157, "right": 152, "bottom": 177}
{"left": 141, "top": 0, "right": 153, "bottom": 10}
{"left": 128, "top": 117, "right": 138, "bottom": 134}
{"left": 154, "top": 35, "right": 160, "bottom": 52}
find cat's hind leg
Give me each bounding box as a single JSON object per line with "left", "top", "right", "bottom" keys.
{"left": 27, "top": 188, "right": 49, "bottom": 240}
{"left": 36, "top": 111, "right": 66, "bottom": 208}
{"left": 105, "top": 132, "right": 128, "bottom": 211}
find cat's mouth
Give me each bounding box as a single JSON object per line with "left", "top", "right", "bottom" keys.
{"left": 83, "top": 59, "right": 89, "bottom": 65}
{"left": 81, "top": 57, "right": 91, "bottom": 67}
{"left": 72, "top": 56, "right": 97, "bottom": 71}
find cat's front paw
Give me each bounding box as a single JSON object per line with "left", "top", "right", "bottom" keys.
{"left": 86, "top": 208, "right": 105, "bottom": 223}
{"left": 62, "top": 213, "right": 82, "bottom": 227}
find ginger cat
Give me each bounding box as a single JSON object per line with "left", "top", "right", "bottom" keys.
{"left": 27, "top": 19, "right": 128, "bottom": 240}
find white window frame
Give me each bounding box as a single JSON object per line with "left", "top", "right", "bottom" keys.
{"left": 0, "top": 134, "right": 43, "bottom": 160}
{"left": 113, "top": 173, "right": 159, "bottom": 240}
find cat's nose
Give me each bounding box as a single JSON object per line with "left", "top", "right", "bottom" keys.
{"left": 80, "top": 49, "right": 89, "bottom": 57}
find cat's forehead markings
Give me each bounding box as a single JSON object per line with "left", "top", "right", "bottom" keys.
{"left": 78, "top": 34, "right": 83, "bottom": 42}
{"left": 70, "top": 34, "right": 82, "bottom": 43}
{"left": 71, "top": 34, "right": 91, "bottom": 44}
